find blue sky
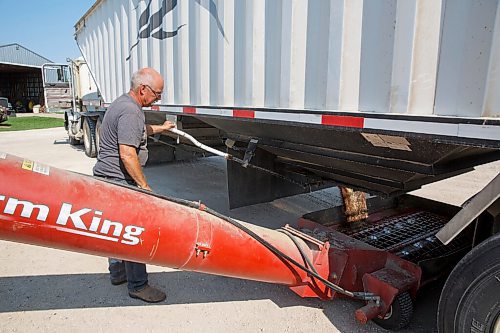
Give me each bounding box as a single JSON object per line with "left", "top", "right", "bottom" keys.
{"left": 0, "top": 0, "right": 96, "bottom": 63}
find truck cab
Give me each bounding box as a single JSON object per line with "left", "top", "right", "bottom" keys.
{"left": 42, "top": 60, "right": 103, "bottom": 157}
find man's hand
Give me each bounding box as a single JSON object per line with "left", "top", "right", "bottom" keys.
{"left": 160, "top": 120, "right": 175, "bottom": 131}
{"left": 146, "top": 121, "right": 175, "bottom": 135}
{"left": 138, "top": 184, "right": 153, "bottom": 191}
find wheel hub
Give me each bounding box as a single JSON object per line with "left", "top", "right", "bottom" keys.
{"left": 378, "top": 306, "right": 393, "bottom": 320}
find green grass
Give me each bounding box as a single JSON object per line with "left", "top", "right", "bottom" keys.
{"left": 0, "top": 116, "right": 64, "bottom": 132}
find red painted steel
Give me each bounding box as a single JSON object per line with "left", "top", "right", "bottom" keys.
{"left": 0, "top": 154, "right": 326, "bottom": 290}
{"left": 297, "top": 217, "right": 422, "bottom": 321}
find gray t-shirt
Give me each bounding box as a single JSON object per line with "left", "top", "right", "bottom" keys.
{"left": 93, "top": 93, "right": 148, "bottom": 180}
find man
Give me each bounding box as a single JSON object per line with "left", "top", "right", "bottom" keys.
{"left": 93, "top": 67, "right": 174, "bottom": 303}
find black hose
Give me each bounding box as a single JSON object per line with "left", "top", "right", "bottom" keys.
{"left": 278, "top": 229, "right": 319, "bottom": 275}
{"left": 202, "top": 206, "right": 378, "bottom": 301}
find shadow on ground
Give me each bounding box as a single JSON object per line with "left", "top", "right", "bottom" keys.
{"left": 53, "top": 139, "right": 86, "bottom": 154}
{"left": 0, "top": 271, "right": 305, "bottom": 312}
{"left": 0, "top": 269, "right": 442, "bottom": 332}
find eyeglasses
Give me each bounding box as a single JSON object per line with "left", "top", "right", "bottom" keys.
{"left": 143, "top": 84, "right": 162, "bottom": 100}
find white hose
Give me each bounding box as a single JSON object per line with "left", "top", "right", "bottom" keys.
{"left": 169, "top": 128, "right": 231, "bottom": 159}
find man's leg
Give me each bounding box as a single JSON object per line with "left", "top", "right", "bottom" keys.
{"left": 124, "top": 261, "right": 148, "bottom": 290}
{"left": 108, "top": 258, "right": 127, "bottom": 285}
{"left": 125, "top": 261, "right": 166, "bottom": 303}
{"left": 94, "top": 176, "right": 164, "bottom": 302}
{"left": 94, "top": 176, "right": 128, "bottom": 285}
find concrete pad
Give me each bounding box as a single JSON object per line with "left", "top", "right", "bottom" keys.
{"left": 0, "top": 127, "right": 498, "bottom": 333}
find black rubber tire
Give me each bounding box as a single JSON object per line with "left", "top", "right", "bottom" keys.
{"left": 373, "top": 291, "right": 413, "bottom": 331}
{"left": 437, "top": 233, "right": 500, "bottom": 333}
{"left": 95, "top": 117, "right": 102, "bottom": 156}
{"left": 83, "top": 117, "right": 97, "bottom": 158}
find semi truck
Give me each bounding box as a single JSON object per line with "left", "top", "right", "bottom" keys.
{"left": 17, "top": 0, "right": 500, "bottom": 331}
{"left": 41, "top": 58, "right": 103, "bottom": 157}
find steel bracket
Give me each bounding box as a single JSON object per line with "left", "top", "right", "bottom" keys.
{"left": 242, "top": 139, "right": 259, "bottom": 167}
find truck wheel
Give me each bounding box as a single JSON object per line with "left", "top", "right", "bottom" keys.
{"left": 373, "top": 292, "right": 413, "bottom": 331}
{"left": 83, "top": 117, "right": 97, "bottom": 158}
{"left": 437, "top": 233, "right": 500, "bottom": 333}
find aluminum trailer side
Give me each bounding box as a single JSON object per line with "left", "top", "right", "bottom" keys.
{"left": 75, "top": 0, "right": 500, "bottom": 207}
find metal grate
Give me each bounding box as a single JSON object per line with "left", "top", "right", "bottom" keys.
{"left": 340, "top": 211, "right": 446, "bottom": 249}
{"left": 312, "top": 211, "right": 471, "bottom": 263}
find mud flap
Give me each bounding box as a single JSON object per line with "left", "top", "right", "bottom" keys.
{"left": 227, "top": 147, "right": 308, "bottom": 209}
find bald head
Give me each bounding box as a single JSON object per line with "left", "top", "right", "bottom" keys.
{"left": 130, "top": 68, "right": 163, "bottom": 91}
{"left": 129, "top": 67, "right": 165, "bottom": 107}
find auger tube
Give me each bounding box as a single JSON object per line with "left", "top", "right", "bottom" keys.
{"left": 0, "top": 153, "right": 330, "bottom": 297}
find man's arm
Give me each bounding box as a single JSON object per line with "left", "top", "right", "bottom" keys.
{"left": 119, "top": 144, "right": 151, "bottom": 191}
{"left": 146, "top": 120, "right": 175, "bottom": 135}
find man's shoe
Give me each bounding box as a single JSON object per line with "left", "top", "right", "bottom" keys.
{"left": 110, "top": 276, "right": 127, "bottom": 286}
{"left": 128, "top": 285, "right": 166, "bottom": 303}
